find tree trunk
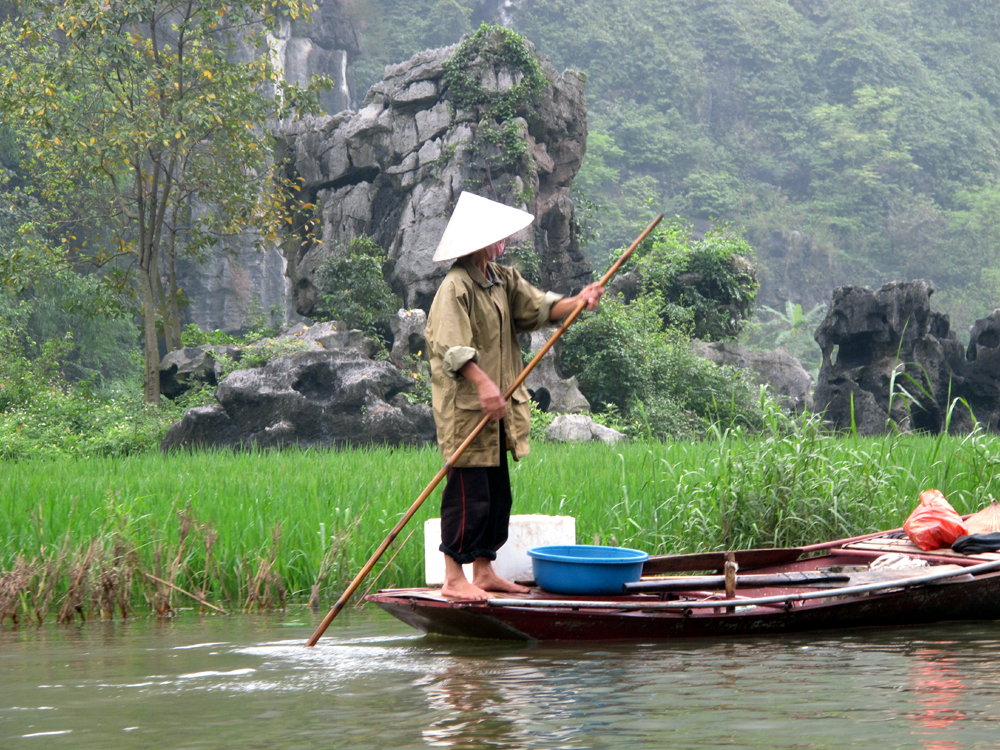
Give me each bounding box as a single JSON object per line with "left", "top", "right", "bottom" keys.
{"left": 140, "top": 267, "right": 161, "bottom": 404}
{"left": 138, "top": 161, "right": 161, "bottom": 405}
{"left": 154, "top": 262, "right": 175, "bottom": 352}
{"left": 167, "top": 219, "right": 184, "bottom": 349}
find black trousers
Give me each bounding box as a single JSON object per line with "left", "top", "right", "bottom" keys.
{"left": 439, "top": 422, "right": 512, "bottom": 565}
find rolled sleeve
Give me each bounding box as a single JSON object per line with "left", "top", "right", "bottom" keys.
{"left": 539, "top": 290, "right": 565, "bottom": 327}
{"left": 442, "top": 346, "right": 480, "bottom": 379}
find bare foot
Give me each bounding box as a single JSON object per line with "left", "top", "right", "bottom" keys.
{"left": 472, "top": 570, "right": 530, "bottom": 594}
{"left": 440, "top": 578, "right": 492, "bottom": 601}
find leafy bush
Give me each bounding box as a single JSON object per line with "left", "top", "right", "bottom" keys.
{"left": 218, "top": 338, "right": 310, "bottom": 377}
{"left": 560, "top": 293, "right": 654, "bottom": 413}
{"left": 618, "top": 219, "right": 759, "bottom": 342}
{"left": 399, "top": 354, "right": 432, "bottom": 406}
{"left": 1, "top": 267, "right": 137, "bottom": 390}
{"left": 560, "top": 292, "right": 766, "bottom": 439}
{"left": 315, "top": 235, "right": 400, "bottom": 341}
{"left": 0, "top": 281, "right": 181, "bottom": 458}
{"left": 180, "top": 324, "right": 242, "bottom": 347}
{"left": 0, "top": 378, "right": 186, "bottom": 460}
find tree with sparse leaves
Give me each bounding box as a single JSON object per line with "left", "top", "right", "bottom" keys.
{"left": 0, "top": 0, "right": 324, "bottom": 402}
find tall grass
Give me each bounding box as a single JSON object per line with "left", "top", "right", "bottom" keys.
{"left": 3, "top": 423, "right": 1000, "bottom": 624}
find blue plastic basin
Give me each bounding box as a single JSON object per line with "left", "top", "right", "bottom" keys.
{"left": 527, "top": 545, "right": 649, "bottom": 595}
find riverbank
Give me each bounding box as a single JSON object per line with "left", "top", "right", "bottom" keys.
{"left": 3, "top": 421, "right": 998, "bottom": 625}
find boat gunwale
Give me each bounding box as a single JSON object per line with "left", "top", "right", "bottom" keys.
{"left": 480, "top": 558, "right": 1000, "bottom": 611}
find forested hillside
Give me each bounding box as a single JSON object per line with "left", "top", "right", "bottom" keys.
{"left": 354, "top": 0, "right": 1000, "bottom": 336}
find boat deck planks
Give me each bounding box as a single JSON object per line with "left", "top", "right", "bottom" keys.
{"left": 843, "top": 536, "right": 1000, "bottom": 561}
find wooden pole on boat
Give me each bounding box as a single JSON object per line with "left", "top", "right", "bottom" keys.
{"left": 724, "top": 552, "right": 737, "bottom": 614}
{"left": 305, "top": 214, "right": 664, "bottom": 647}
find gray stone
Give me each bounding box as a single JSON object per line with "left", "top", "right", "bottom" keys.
{"left": 173, "top": 233, "right": 293, "bottom": 335}
{"left": 386, "top": 152, "right": 419, "bottom": 175}
{"left": 417, "top": 138, "right": 442, "bottom": 166}
{"left": 390, "top": 309, "right": 428, "bottom": 363}
{"left": 161, "top": 349, "right": 436, "bottom": 451}
{"left": 343, "top": 102, "right": 388, "bottom": 141}
{"left": 273, "top": 321, "right": 376, "bottom": 357}
{"left": 691, "top": 341, "right": 813, "bottom": 413}
{"left": 964, "top": 309, "right": 1000, "bottom": 431}
{"left": 159, "top": 345, "right": 241, "bottom": 400}
{"left": 524, "top": 328, "right": 590, "bottom": 414}
{"left": 812, "top": 280, "right": 975, "bottom": 435}
{"left": 545, "top": 414, "right": 626, "bottom": 445}
{"left": 389, "top": 117, "right": 419, "bottom": 157}
{"left": 968, "top": 310, "right": 1000, "bottom": 362}
{"left": 392, "top": 80, "right": 438, "bottom": 107}
{"left": 415, "top": 101, "right": 452, "bottom": 143}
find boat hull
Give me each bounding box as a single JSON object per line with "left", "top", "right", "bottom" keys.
{"left": 368, "top": 544, "right": 1000, "bottom": 643}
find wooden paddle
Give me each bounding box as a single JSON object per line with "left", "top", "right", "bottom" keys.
{"left": 305, "top": 213, "right": 665, "bottom": 647}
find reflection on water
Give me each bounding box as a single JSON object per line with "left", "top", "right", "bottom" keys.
{"left": 2, "top": 608, "right": 1000, "bottom": 749}
{"left": 908, "top": 647, "right": 970, "bottom": 750}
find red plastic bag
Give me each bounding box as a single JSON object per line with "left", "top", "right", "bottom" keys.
{"left": 903, "top": 489, "right": 968, "bottom": 551}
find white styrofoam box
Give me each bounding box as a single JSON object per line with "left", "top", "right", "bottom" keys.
{"left": 424, "top": 514, "right": 576, "bottom": 586}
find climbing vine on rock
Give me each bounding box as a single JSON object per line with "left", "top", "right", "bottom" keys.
{"left": 443, "top": 24, "right": 546, "bottom": 191}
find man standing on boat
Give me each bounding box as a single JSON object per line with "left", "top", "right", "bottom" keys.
{"left": 425, "top": 192, "right": 604, "bottom": 601}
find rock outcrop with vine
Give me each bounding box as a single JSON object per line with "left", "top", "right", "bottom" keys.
{"left": 277, "top": 25, "right": 592, "bottom": 314}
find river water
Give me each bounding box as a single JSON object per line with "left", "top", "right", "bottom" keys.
{"left": 2, "top": 607, "right": 999, "bottom": 749}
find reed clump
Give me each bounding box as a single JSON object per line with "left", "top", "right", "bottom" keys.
{"left": 3, "top": 421, "right": 1000, "bottom": 627}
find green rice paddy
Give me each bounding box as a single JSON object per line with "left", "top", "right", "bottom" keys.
{"left": 3, "top": 423, "right": 1000, "bottom": 621}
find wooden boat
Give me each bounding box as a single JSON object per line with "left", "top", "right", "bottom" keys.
{"left": 365, "top": 531, "right": 1000, "bottom": 641}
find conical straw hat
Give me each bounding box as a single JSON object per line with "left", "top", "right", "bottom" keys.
{"left": 433, "top": 192, "right": 534, "bottom": 262}
{"left": 966, "top": 500, "right": 1000, "bottom": 534}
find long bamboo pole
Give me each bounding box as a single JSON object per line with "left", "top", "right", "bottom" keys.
{"left": 305, "top": 213, "right": 664, "bottom": 647}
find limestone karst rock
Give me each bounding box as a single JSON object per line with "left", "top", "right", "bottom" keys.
{"left": 964, "top": 309, "right": 1000, "bottom": 431}
{"left": 161, "top": 349, "right": 435, "bottom": 451}
{"left": 159, "top": 345, "right": 242, "bottom": 400}
{"left": 160, "top": 321, "right": 435, "bottom": 450}
{"left": 276, "top": 28, "right": 593, "bottom": 317}
{"left": 175, "top": 3, "right": 362, "bottom": 333}
{"left": 524, "top": 328, "right": 590, "bottom": 415}
{"left": 691, "top": 341, "right": 813, "bottom": 414}
{"left": 811, "top": 280, "right": 988, "bottom": 435}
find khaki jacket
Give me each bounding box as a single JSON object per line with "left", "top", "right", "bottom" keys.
{"left": 426, "top": 257, "right": 562, "bottom": 467}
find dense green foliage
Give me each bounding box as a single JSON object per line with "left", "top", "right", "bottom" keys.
{"left": 3, "top": 428, "right": 999, "bottom": 617}
{"left": 443, "top": 23, "right": 546, "bottom": 118}
{"left": 0, "top": 383, "right": 183, "bottom": 460}
{"left": 628, "top": 220, "right": 759, "bottom": 341}
{"left": 0, "top": 291, "right": 183, "bottom": 459}
{"left": 511, "top": 0, "right": 1000, "bottom": 332}
{"left": 0, "top": 275, "right": 302, "bottom": 461}
{"left": 557, "top": 220, "right": 762, "bottom": 439}
{"left": 348, "top": 0, "right": 1000, "bottom": 335}
{"left": 315, "top": 235, "right": 400, "bottom": 339}
{"left": 561, "top": 293, "right": 765, "bottom": 439}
